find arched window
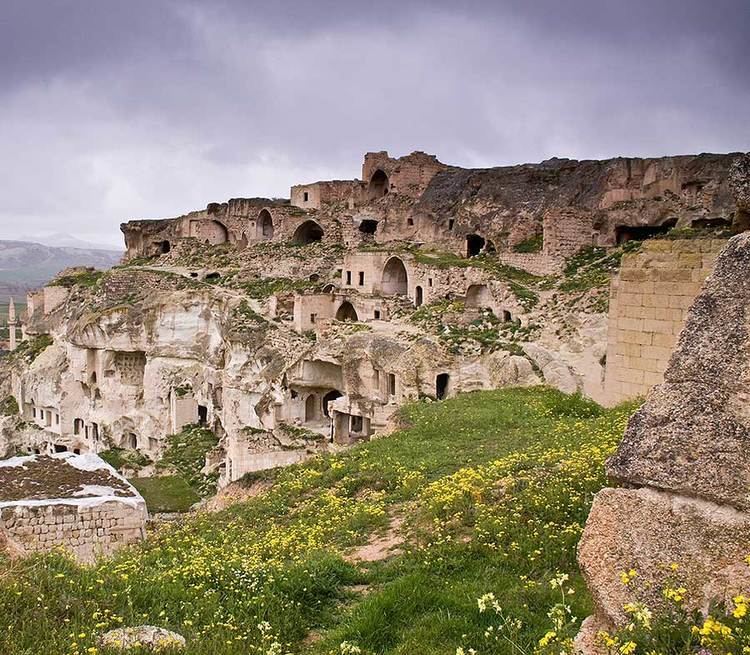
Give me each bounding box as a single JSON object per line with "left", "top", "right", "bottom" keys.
{"left": 292, "top": 220, "right": 324, "bottom": 245}
{"left": 128, "top": 432, "right": 137, "bottom": 449}
{"left": 368, "top": 169, "right": 389, "bottom": 200}
{"left": 335, "top": 301, "right": 359, "bottom": 322}
{"left": 258, "top": 209, "right": 274, "bottom": 240}
{"left": 381, "top": 257, "right": 408, "bottom": 296}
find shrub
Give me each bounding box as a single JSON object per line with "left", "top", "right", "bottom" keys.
{"left": 0, "top": 396, "right": 19, "bottom": 416}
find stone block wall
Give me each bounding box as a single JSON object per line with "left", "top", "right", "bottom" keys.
{"left": 543, "top": 208, "right": 597, "bottom": 259}
{"left": 602, "top": 238, "right": 727, "bottom": 405}
{"left": 576, "top": 232, "right": 750, "bottom": 652}
{"left": 0, "top": 499, "right": 147, "bottom": 563}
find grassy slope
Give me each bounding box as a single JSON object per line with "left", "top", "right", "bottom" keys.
{"left": 129, "top": 476, "right": 200, "bottom": 513}
{"left": 0, "top": 388, "right": 635, "bottom": 655}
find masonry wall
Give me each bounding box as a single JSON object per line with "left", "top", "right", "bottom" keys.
{"left": 0, "top": 499, "right": 147, "bottom": 563}
{"left": 602, "top": 238, "right": 727, "bottom": 405}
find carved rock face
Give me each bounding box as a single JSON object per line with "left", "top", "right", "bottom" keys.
{"left": 607, "top": 232, "right": 750, "bottom": 510}
{"left": 729, "top": 152, "right": 750, "bottom": 211}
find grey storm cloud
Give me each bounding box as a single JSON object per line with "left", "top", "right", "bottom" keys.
{"left": 0, "top": 0, "right": 748, "bottom": 246}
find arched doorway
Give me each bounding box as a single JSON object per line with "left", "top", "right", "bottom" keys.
{"left": 368, "top": 170, "right": 389, "bottom": 200}
{"left": 305, "top": 394, "right": 318, "bottom": 422}
{"left": 323, "top": 390, "right": 343, "bottom": 417}
{"left": 466, "top": 234, "right": 485, "bottom": 257}
{"left": 415, "top": 286, "right": 424, "bottom": 306}
{"left": 159, "top": 240, "right": 171, "bottom": 254}
{"left": 335, "top": 301, "right": 358, "bottom": 322}
{"left": 382, "top": 257, "right": 408, "bottom": 296}
{"left": 292, "top": 220, "right": 324, "bottom": 244}
{"left": 436, "top": 373, "right": 450, "bottom": 400}
{"left": 258, "top": 209, "right": 274, "bottom": 240}
{"left": 466, "top": 284, "right": 492, "bottom": 309}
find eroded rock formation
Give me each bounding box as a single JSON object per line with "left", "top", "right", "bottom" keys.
{"left": 0, "top": 149, "right": 745, "bottom": 494}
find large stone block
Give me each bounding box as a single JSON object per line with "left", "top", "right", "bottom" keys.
{"left": 608, "top": 234, "right": 750, "bottom": 509}
{"left": 579, "top": 487, "right": 750, "bottom": 626}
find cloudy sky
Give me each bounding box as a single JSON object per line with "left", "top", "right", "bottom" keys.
{"left": 1, "top": 0, "right": 748, "bottom": 248}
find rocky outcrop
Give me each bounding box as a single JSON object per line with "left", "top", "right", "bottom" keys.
{"left": 100, "top": 626, "right": 185, "bottom": 651}
{"left": 577, "top": 229, "right": 750, "bottom": 651}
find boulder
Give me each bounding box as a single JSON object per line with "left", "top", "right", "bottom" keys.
{"left": 607, "top": 233, "right": 750, "bottom": 510}
{"left": 579, "top": 487, "right": 750, "bottom": 626}
{"left": 523, "top": 343, "right": 580, "bottom": 394}
{"left": 729, "top": 152, "right": 750, "bottom": 212}
{"left": 99, "top": 626, "right": 186, "bottom": 651}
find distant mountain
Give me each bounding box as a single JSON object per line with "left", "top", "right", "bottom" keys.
{"left": 0, "top": 240, "right": 122, "bottom": 302}
{"left": 17, "top": 232, "right": 124, "bottom": 252}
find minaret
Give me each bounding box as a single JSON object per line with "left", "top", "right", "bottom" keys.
{"left": 8, "top": 297, "right": 17, "bottom": 351}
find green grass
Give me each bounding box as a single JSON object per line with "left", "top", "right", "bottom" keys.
{"left": 99, "top": 447, "right": 152, "bottom": 472}
{"left": 129, "top": 475, "right": 201, "bottom": 513}
{"left": 5, "top": 334, "right": 53, "bottom": 364}
{"left": 48, "top": 269, "right": 104, "bottom": 288}
{"left": 155, "top": 424, "right": 219, "bottom": 496}
{"left": 0, "top": 395, "right": 19, "bottom": 416}
{"left": 512, "top": 234, "right": 544, "bottom": 253}
{"left": 0, "top": 388, "right": 636, "bottom": 655}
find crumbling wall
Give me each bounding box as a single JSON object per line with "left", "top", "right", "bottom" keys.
{"left": 0, "top": 499, "right": 146, "bottom": 563}
{"left": 577, "top": 231, "right": 750, "bottom": 651}
{"left": 602, "top": 238, "right": 726, "bottom": 405}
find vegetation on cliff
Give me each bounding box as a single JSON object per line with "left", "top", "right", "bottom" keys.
{"left": 0, "top": 387, "right": 635, "bottom": 655}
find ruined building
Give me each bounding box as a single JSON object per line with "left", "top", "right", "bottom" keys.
{"left": 0, "top": 452, "right": 147, "bottom": 562}
{"left": 0, "top": 149, "right": 745, "bottom": 487}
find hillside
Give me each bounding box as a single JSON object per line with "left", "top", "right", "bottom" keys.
{"left": 0, "top": 387, "right": 635, "bottom": 655}
{"left": 0, "top": 240, "right": 122, "bottom": 301}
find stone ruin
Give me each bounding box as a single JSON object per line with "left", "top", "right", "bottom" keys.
{"left": 577, "top": 227, "right": 750, "bottom": 651}
{"left": 0, "top": 148, "right": 746, "bottom": 494}
{"left": 0, "top": 452, "right": 147, "bottom": 562}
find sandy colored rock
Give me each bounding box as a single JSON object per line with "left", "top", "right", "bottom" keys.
{"left": 579, "top": 487, "right": 750, "bottom": 626}
{"left": 100, "top": 626, "right": 185, "bottom": 650}
{"left": 608, "top": 233, "right": 750, "bottom": 510}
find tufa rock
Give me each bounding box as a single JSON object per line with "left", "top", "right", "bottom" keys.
{"left": 99, "top": 626, "right": 186, "bottom": 651}
{"left": 578, "top": 487, "right": 750, "bottom": 626}
{"left": 607, "top": 232, "right": 750, "bottom": 510}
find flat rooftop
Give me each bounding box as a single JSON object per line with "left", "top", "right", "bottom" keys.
{"left": 0, "top": 453, "right": 144, "bottom": 508}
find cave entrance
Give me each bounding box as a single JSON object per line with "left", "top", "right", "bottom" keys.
{"left": 382, "top": 257, "right": 408, "bottom": 296}
{"left": 305, "top": 394, "right": 318, "bottom": 422}
{"left": 292, "top": 220, "right": 324, "bottom": 245}
{"left": 335, "top": 301, "right": 359, "bottom": 322}
{"left": 258, "top": 209, "right": 274, "bottom": 240}
{"left": 615, "top": 218, "right": 677, "bottom": 244}
{"left": 466, "top": 234, "right": 485, "bottom": 257}
{"left": 368, "top": 169, "right": 389, "bottom": 200}
{"left": 359, "top": 219, "right": 378, "bottom": 234}
{"left": 198, "top": 405, "right": 208, "bottom": 425}
{"left": 323, "top": 390, "right": 343, "bottom": 417}
{"left": 159, "top": 240, "right": 171, "bottom": 254}
{"left": 415, "top": 285, "right": 424, "bottom": 307}
{"left": 436, "top": 373, "right": 450, "bottom": 400}
{"left": 466, "top": 284, "right": 492, "bottom": 309}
